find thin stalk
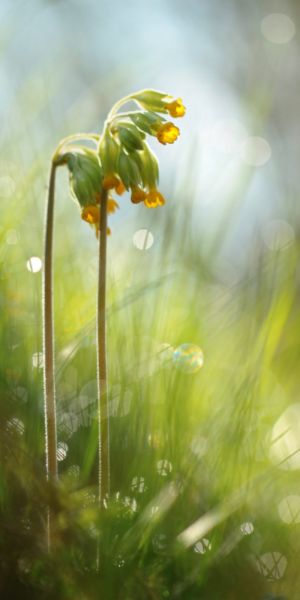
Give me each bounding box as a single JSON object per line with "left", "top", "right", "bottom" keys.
{"left": 54, "top": 133, "right": 100, "bottom": 159}
{"left": 97, "top": 189, "right": 110, "bottom": 501}
{"left": 107, "top": 93, "right": 134, "bottom": 121}
{"left": 43, "top": 160, "right": 58, "bottom": 549}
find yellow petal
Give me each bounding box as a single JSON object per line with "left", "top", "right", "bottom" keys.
{"left": 156, "top": 122, "right": 180, "bottom": 145}
{"left": 144, "top": 189, "right": 166, "bottom": 208}
{"left": 81, "top": 205, "right": 100, "bottom": 224}
{"left": 167, "top": 98, "right": 186, "bottom": 118}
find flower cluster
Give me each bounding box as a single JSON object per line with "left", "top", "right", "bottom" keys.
{"left": 55, "top": 90, "right": 186, "bottom": 235}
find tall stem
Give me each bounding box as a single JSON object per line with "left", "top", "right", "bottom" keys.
{"left": 97, "top": 189, "right": 110, "bottom": 501}
{"left": 43, "top": 161, "right": 58, "bottom": 547}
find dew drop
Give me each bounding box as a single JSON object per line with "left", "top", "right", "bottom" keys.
{"left": 240, "top": 521, "right": 254, "bottom": 535}
{"left": 269, "top": 403, "right": 300, "bottom": 470}
{"left": 32, "top": 352, "right": 44, "bottom": 369}
{"left": 256, "top": 552, "right": 287, "bottom": 580}
{"left": 123, "top": 496, "right": 137, "bottom": 513}
{"left": 133, "top": 228, "right": 154, "bottom": 250}
{"left": 194, "top": 538, "right": 212, "bottom": 554}
{"left": 131, "top": 476, "right": 147, "bottom": 493}
{"left": 173, "top": 343, "right": 204, "bottom": 374}
{"left": 6, "top": 417, "right": 25, "bottom": 435}
{"left": 261, "top": 13, "right": 295, "bottom": 44}
{"left": 278, "top": 495, "right": 300, "bottom": 524}
{"left": 26, "top": 256, "right": 42, "bottom": 273}
{"left": 157, "top": 459, "right": 172, "bottom": 477}
{"left": 57, "top": 442, "right": 68, "bottom": 461}
{"left": 113, "top": 555, "right": 125, "bottom": 568}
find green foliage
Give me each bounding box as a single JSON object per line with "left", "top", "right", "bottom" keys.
{"left": 1, "top": 158, "right": 300, "bottom": 596}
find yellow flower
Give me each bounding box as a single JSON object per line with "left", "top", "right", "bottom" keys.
{"left": 131, "top": 187, "right": 147, "bottom": 204}
{"left": 144, "top": 189, "right": 166, "bottom": 208}
{"left": 81, "top": 200, "right": 118, "bottom": 235}
{"left": 156, "top": 122, "right": 180, "bottom": 145}
{"left": 165, "top": 98, "right": 186, "bottom": 118}
{"left": 107, "top": 198, "right": 119, "bottom": 213}
{"left": 81, "top": 205, "right": 100, "bottom": 225}
{"left": 103, "top": 174, "right": 125, "bottom": 195}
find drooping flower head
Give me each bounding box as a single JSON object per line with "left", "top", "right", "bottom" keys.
{"left": 54, "top": 89, "right": 186, "bottom": 233}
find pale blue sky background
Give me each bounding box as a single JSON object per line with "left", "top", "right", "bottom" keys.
{"left": 1, "top": 0, "right": 299, "bottom": 270}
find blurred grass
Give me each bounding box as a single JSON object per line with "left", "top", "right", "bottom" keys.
{"left": 1, "top": 155, "right": 299, "bottom": 596}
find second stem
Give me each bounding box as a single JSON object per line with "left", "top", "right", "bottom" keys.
{"left": 97, "top": 189, "right": 110, "bottom": 501}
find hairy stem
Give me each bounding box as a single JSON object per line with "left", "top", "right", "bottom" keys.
{"left": 97, "top": 189, "right": 110, "bottom": 501}
{"left": 43, "top": 161, "right": 58, "bottom": 548}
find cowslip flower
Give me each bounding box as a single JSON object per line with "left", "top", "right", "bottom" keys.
{"left": 131, "top": 90, "right": 186, "bottom": 119}
{"left": 131, "top": 186, "right": 147, "bottom": 204}
{"left": 81, "top": 204, "right": 100, "bottom": 225}
{"left": 81, "top": 198, "right": 119, "bottom": 235}
{"left": 103, "top": 174, "right": 126, "bottom": 195}
{"left": 144, "top": 189, "right": 166, "bottom": 208}
{"left": 165, "top": 97, "right": 186, "bottom": 118}
{"left": 57, "top": 90, "right": 186, "bottom": 227}
{"left": 155, "top": 122, "right": 180, "bottom": 145}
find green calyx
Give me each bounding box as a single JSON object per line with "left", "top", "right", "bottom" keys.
{"left": 98, "top": 132, "right": 119, "bottom": 176}
{"left": 130, "top": 89, "right": 171, "bottom": 113}
{"left": 129, "top": 112, "right": 165, "bottom": 135}
{"left": 117, "top": 123, "right": 145, "bottom": 152}
{"left": 64, "top": 148, "right": 103, "bottom": 208}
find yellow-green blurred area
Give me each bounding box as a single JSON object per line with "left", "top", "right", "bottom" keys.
{"left": 1, "top": 0, "right": 300, "bottom": 598}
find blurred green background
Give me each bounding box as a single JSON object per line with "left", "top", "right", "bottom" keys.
{"left": 1, "top": 1, "right": 300, "bottom": 598}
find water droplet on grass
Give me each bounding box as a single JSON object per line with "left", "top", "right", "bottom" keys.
{"left": 269, "top": 403, "right": 300, "bottom": 470}
{"left": 173, "top": 343, "right": 204, "bottom": 373}
{"left": 261, "top": 13, "right": 295, "bottom": 44}
{"left": 133, "top": 228, "right": 154, "bottom": 250}
{"left": 123, "top": 496, "right": 137, "bottom": 513}
{"left": 26, "top": 256, "right": 42, "bottom": 273}
{"left": 157, "top": 459, "right": 172, "bottom": 476}
{"left": 113, "top": 555, "right": 125, "bottom": 568}
{"left": 256, "top": 552, "right": 287, "bottom": 580}
{"left": 6, "top": 417, "right": 25, "bottom": 435}
{"left": 32, "top": 352, "right": 44, "bottom": 369}
{"left": 240, "top": 521, "right": 254, "bottom": 535}
{"left": 57, "top": 442, "right": 68, "bottom": 461}
{"left": 278, "top": 495, "right": 300, "bottom": 524}
{"left": 131, "top": 476, "right": 147, "bottom": 493}
{"left": 194, "top": 538, "right": 212, "bottom": 553}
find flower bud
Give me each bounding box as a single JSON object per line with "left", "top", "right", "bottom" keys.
{"left": 130, "top": 186, "right": 147, "bottom": 204}
{"left": 164, "top": 97, "right": 186, "bottom": 118}
{"left": 155, "top": 122, "right": 180, "bottom": 145}
{"left": 103, "top": 174, "right": 125, "bottom": 195}
{"left": 129, "top": 111, "right": 164, "bottom": 135}
{"left": 131, "top": 89, "right": 170, "bottom": 112}
{"left": 117, "top": 123, "right": 144, "bottom": 152}
{"left": 65, "top": 149, "right": 103, "bottom": 208}
{"left": 98, "top": 132, "right": 119, "bottom": 175}
{"left": 144, "top": 189, "right": 166, "bottom": 208}
{"left": 117, "top": 150, "right": 143, "bottom": 190}
{"left": 140, "top": 143, "right": 159, "bottom": 188}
